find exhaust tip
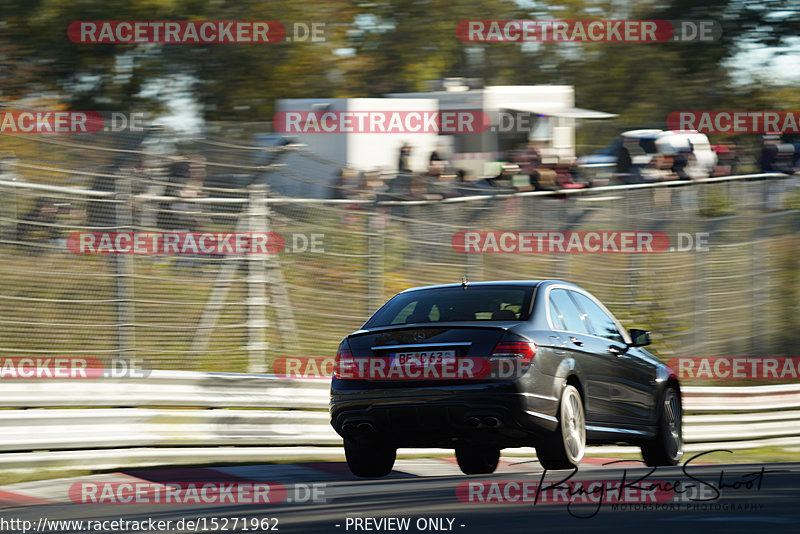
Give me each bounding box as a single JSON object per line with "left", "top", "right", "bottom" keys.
{"left": 482, "top": 416, "right": 501, "bottom": 428}
{"left": 357, "top": 422, "right": 375, "bottom": 433}
{"left": 464, "top": 417, "right": 481, "bottom": 428}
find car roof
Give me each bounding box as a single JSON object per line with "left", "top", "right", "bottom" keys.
{"left": 656, "top": 130, "right": 710, "bottom": 144}
{"left": 621, "top": 129, "right": 663, "bottom": 138}
{"left": 397, "top": 280, "right": 578, "bottom": 293}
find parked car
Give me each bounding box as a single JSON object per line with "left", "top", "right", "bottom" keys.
{"left": 576, "top": 129, "right": 716, "bottom": 185}
{"left": 575, "top": 129, "right": 657, "bottom": 186}
{"left": 655, "top": 130, "right": 716, "bottom": 176}
{"left": 330, "top": 280, "right": 682, "bottom": 477}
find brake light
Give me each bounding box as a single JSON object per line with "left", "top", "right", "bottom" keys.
{"left": 490, "top": 340, "right": 537, "bottom": 366}
{"left": 334, "top": 344, "right": 355, "bottom": 379}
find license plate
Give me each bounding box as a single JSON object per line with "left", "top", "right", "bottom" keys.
{"left": 390, "top": 350, "right": 456, "bottom": 366}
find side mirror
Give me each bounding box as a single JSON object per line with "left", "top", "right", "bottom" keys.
{"left": 628, "top": 328, "right": 651, "bottom": 347}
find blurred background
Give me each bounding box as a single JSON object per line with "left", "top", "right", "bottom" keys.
{"left": 1, "top": 0, "right": 799, "bottom": 376}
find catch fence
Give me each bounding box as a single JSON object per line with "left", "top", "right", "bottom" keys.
{"left": 0, "top": 132, "right": 798, "bottom": 373}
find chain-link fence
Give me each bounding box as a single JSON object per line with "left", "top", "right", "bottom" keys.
{"left": 1, "top": 130, "right": 799, "bottom": 373}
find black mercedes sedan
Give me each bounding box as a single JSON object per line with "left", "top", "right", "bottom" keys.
{"left": 330, "top": 280, "right": 682, "bottom": 477}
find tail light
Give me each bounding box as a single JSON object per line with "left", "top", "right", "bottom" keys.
{"left": 489, "top": 339, "right": 537, "bottom": 376}
{"left": 333, "top": 343, "right": 355, "bottom": 379}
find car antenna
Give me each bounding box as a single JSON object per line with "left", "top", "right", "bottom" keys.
{"left": 461, "top": 275, "right": 469, "bottom": 289}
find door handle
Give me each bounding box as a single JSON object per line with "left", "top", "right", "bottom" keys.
{"left": 569, "top": 336, "right": 583, "bottom": 347}
{"left": 608, "top": 345, "right": 626, "bottom": 356}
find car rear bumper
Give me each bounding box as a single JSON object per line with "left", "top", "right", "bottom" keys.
{"left": 330, "top": 378, "right": 560, "bottom": 448}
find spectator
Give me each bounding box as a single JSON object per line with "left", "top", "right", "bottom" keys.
{"left": 523, "top": 142, "right": 543, "bottom": 174}
{"left": 157, "top": 159, "right": 206, "bottom": 231}
{"left": 428, "top": 161, "right": 445, "bottom": 178}
{"left": 711, "top": 145, "right": 733, "bottom": 176}
{"left": 330, "top": 167, "right": 351, "bottom": 199}
{"left": 616, "top": 142, "right": 633, "bottom": 176}
{"left": 758, "top": 135, "right": 796, "bottom": 174}
{"left": 359, "top": 170, "right": 386, "bottom": 201}
{"left": 794, "top": 142, "right": 800, "bottom": 172}
{"left": 17, "top": 197, "right": 62, "bottom": 252}
{"left": 672, "top": 149, "right": 692, "bottom": 180}
{"left": 554, "top": 163, "right": 586, "bottom": 189}
{"left": 487, "top": 163, "right": 519, "bottom": 191}
{"left": 532, "top": 168, "right": 558, "bottom": 191}
{"left": 641, "top": 155, "right": 670, "bottom": 182}
{"left": 398, "top": 143, "right": 413, "bottom": 173}
{"left": 773, "top": 143, "right": 796, "bottom": 174}
{"left": 760, "top": 135, "right": 780, "bottom": 172}
{"left": 616, "top": 137, "right": 652, "bottom": 184}
{"left": 158, "top": 161, "right": 189, "bottom": 230}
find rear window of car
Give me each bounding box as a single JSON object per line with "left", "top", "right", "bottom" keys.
{"left": 365, "top": 286, "right": 534, "bottom": 327}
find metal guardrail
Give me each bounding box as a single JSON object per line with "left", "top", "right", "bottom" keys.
{"left": 0, "top": 171, "right": 792, "bottom": 204}
{"left": 1, "top": 371, "right": 798, "bottom": 461}
{"left": 0, "top": 371, "right": 327, "bottom": 409}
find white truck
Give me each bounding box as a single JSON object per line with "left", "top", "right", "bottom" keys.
{"left": 267, "top": 97, "right": 441, "bottom": 198}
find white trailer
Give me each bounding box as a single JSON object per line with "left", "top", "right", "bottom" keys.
{"left": 269, "top": 98, "right": 441, "bottom": 198}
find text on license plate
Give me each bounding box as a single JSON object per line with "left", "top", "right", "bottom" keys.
{"left": 391, "top": 350, "right": 456, "bottom": 365}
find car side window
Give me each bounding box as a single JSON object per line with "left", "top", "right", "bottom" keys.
{"left": 548, "top": 289, "right": 589, "bottom": 334}
{"left": 571, "top": 292, "right": 624, "bottom": 343}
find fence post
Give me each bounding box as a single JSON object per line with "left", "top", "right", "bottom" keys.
{"left": 115, "top": 173, "right": 136, "bottom": 356}
{"left": 752, "top": 233, "right": 769, "bottom": 356}
{"left": 0, "top": 156, "right": 18, "bottom": 242}
{"left": 0, "top": 184, "right": 11, "bottom": 243}
{"left": 694, "top": 244, "right": 707, "bottom": 356}
{"left": 188, "top": 219, "right": 245, "bottom": 358}
{"left": 751, "top": 237, "right": 759, "bottom": 356}
{"left": 247, "top": 184, "right": 268, "bottom": 373}
{"left": 367, "top": 206, "right": 384, "bottom": 315}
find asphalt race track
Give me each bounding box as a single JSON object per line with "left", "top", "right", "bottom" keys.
{"left": 3, "top": 458, "right": 800, "bottom": 534}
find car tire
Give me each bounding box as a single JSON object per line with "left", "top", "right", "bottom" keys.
{"left": 641, "top": 386, "right": 683, "bottom": 467}
{"left": 536, "top": 384, "right": 585, "bottom": 470}
{"left": 344, "top": 438, "right": 396, "bottom": 478}
{"left": 455, "top": 443, "right": 500, "bottom": 475}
